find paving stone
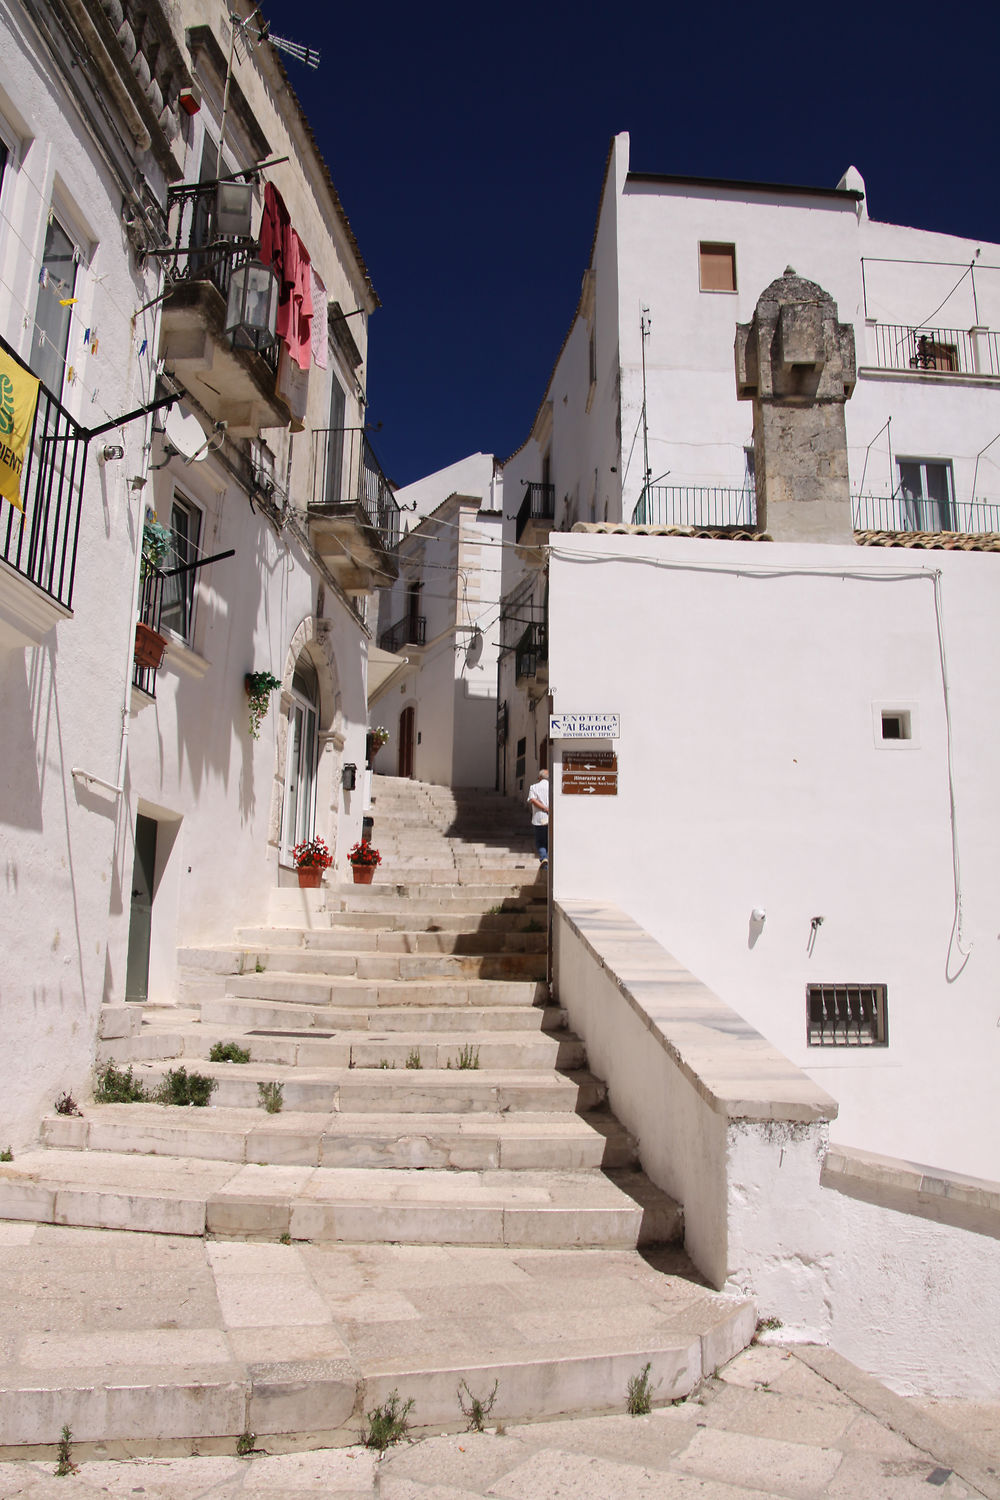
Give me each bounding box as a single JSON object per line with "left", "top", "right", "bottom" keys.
{"left": 673, "top": 1424, "right": 845, "bottom": 1495}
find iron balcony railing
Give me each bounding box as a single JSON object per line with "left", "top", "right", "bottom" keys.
{"left": 852, "top": 494, "right": 1000, "bottom": 534}
{"left": 631, "top": 485, "right": 757, "bottom": 528}
{"left": 866, "top": 323, "right": 1000, "bottom": 378}
{"left": 379, "top": 613, "right": 426, "bottom": 652}
{"left": 515, "top": 620, "right": 547, "bottom": 681}
{"left": 132, "top": 566, "right": 166, "bottom": 697}
{"left": 515, "top": 481, "right": 555, "bottom": 542}
{"left": 162, "top": 181, "right": 279, "bottom": 373}
{"left": 309, "top": 427, "right": 400, "bottom": 552}
{"left": 0, "top": 333, "right": 86, "bottom": 612}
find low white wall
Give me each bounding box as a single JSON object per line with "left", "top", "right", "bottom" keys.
{"left": 556, "top": 899, "right": 838, "bottom": 1334}
{"left": 556, "top": 898, "right": 1000, "bottom": 1394}
{"left": 822, "top": 1147, "right": 1000, "bottom": 1397}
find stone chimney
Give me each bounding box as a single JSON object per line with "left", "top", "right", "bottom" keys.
{"left": 735, "top": 269, "right": 857, "bottom": 543}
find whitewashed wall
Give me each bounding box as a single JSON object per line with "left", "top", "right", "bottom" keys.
{"left": 548, "top": 532, "right": 1000, "bottom": 1182}
{"left": 0, "top": 8, "right": 166, "bottom": 1143}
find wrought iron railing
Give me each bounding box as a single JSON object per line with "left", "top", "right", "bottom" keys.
{"left": 132, "top": 566, "right": 165, "bottom": 696}
{"left": 309, "top": 427, "right": 400, "bottom": 551}
{"left": 515, "top": 621, "right": 547, "bottom": 681}
{"left": 0, "top": 333, "right": 87, "bottom": 612}
{"left": 161, "top": 181, "right": 278, "bottom": 373}
{"left": 852, "top": 494, "right": 1000, "bottom": 533}
{"left": 866, "top": 323, "right": 1000, "bottom": 378}
{"left": 631, "top": 485, "right": 756, "bottom": 528}
{"left": 515, "top": 482, "right": 556, "bottom": 542}
{"left": 379, "top": 613, "right": 426, "bottom": 652}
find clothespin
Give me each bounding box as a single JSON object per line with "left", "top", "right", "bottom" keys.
{"left": 83, "top": 328, "right": 91, "bottom": 347}
{"left": 66, "top": 366, "right": 76, "bottom": 384}
{"left": 58, "top": 297, "right": 77, "bottom": 307}
{"left": 138, "top": 338, "right": 147, "bottom": 357}
{"left": 38, "top": 267, "right": 48, "bottom": 287}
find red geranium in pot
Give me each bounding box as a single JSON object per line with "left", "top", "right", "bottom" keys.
{"left": 292, "top": 836, "right": 333, "bottom": 888}
{"left": 348, "top": 839, "right": 381, "bottom": 885}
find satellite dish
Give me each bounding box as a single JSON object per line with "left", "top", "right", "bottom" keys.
{"left": 163, "top": 406, "right": 208, "bottom": 462}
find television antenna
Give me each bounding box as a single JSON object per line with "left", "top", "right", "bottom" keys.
{"left": 217, "top": 7, "right": 321, "bottom": 176}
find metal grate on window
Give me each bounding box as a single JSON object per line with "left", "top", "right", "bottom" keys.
{"left": 807, "top": 984, "right": 888, "bottom": 1047}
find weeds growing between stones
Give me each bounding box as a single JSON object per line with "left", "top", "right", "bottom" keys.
{"left": 209, "top": 1042, "right": 251, "bottom": 1064}
{"left": 626, "top": 1362, "right": 653, "bottom": 1416}
{"left": 258, "top": 1080, "right": 284, "bottom": 1113}
{"left": 360, "top": 1389, "right": 414, "bottom": 1452}
{"left": 458, "top": 1377, "right": 499, "bottom": 1432}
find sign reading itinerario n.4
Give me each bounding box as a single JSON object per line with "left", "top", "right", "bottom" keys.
{"left": 549, "top": 712, "right": 620, "bottom": 740}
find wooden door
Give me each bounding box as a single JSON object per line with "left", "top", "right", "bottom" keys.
{"left": 398, "top": 706, "right": 415, "bottom": 779}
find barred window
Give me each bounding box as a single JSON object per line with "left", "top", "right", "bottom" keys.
{"left": 807, "top": 984, "right": 888, "bottom": 1047}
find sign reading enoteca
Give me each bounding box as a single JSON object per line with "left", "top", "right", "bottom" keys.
{"left": 549, "top": 712, "right": 620, "bottom": 740}
{"left": 0, "top": 347, "right": 40, "bottom": 513}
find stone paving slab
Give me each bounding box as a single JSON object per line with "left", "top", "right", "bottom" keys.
{"left": 0, "top": 1226, "right": 752, "bottom": 1458}
{"left": 1, "top": 1343, "right": 996, "bottom": 1497}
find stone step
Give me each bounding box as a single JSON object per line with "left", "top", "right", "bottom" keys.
{"left": 122, "top": 1027, "right": 585, "bottom": 1080}
{"left": 0, "top": 1231, "right": 754, "bottom": 1454}
{"left": 41, "top": 1103, "right": 637, "bottom": 1171}
{"left": 184, "top": 946, "right": 548, "bottom": 981}
{"left": 321, "top": 909, "right": 547, "bottom": 933}
{"left": 89, "top": 1055, "right": 604, "bottom": 1112}
{"left": 231, "top": 926, "right": 548, "bottom": 953}
{"left": 0, "top": 1150, "right": 679, "bottom": 1247}
{"left": 223, "top": 972, "right": 547, "bottom": 1008}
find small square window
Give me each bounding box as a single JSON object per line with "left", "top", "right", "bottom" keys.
{"left": 881, "top": 710, "right": 911, "bottom": 741}
{"left": 700, "top": 242, "right": 737, "bottom": 293}
{"left": 807, "top": 984, "right": 888, "bottom": 1047}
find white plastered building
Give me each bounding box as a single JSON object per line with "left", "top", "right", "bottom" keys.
{"left": 372, "top": 453, "right": 503, "bottom": 787}
{"left": 0, "top": 0, "right": 396, "bottom": 1146}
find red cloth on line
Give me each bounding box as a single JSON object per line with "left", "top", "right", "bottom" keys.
{"left": 258, "top": 182, "right": 312, "bottom": 371}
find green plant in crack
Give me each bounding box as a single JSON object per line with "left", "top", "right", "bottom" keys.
{"left": 55, "top": 1424, "right": 76, "bottom": 1476}
{"left": 458, "top": 1377, "right": 499, "bottom": 1432}
{"left": 94, "top": 1061, "right": 149, "bottom": 1103}
{"left": 405, "top": 1049, "right": 422, "bottom": 1069}
{"left": 626, "top": 1362, "right": 653, "bottom": 1416}
{"left": 455, "top": 1044, "right": 480, "bottom": 1070}
{"left": 359, "top": 1389, "right": 414, "bottom": 1452}
{"left": 258, "top": 1080, "right": 284, "bottom": 1113}
{"left": 155, "top": 1067, "right": 217, "bottom": 1108}
{"left": 235, "top": 1429, "right": 256, "bottom": 1457}
{"left": 53, "top": 1092, "right": 83, "bottom": 1116}
{"left": 209, "top": 1042, "right": 251, "bottom": 1064}
{"left": 0, "top": 1146, "right": 13, "bottom": 1162}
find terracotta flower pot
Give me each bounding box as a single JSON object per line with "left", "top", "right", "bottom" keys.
{"left": 134, "top": 621, "right": 167, "bottom": 670}
{"left": 351, "top": 863, "right": 376, "bottom": 884}
{"left": 297, "top": 866, "right": 323, "bottom": 888}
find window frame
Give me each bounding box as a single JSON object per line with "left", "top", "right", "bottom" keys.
{"left": 806, "top": 984, "right": 888, "bottom": 1048}
{"left": 30, "top": 208, "right": 79, "bottom": 399}
{"left": 159, "top": 492, "right": 203, "bottom": 643}
{"left": 896, "top": 457, "right": 955, "bottom": 531}
{"left": 699, "top": 241, "right": 737, "bottom": 294}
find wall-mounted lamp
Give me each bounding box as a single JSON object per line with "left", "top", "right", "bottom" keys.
{"left": 225, "top": 260, "right": 278, "bottom": 352}
{"left": 342, "top": 763, "right": 357, "bottom": 791}
{"left": 101, "top": 443, "right": 125, "bottom": 462}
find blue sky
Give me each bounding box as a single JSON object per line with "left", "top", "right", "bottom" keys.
{"left": 281, "top": 0, "right": 999, "bottom": 490}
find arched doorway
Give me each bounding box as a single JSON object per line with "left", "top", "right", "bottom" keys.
{"left": 281, "top": 654, "right": 320, "bottom": 861}
{"left": 398, "top": 705, "right": 415, "bottom": 779}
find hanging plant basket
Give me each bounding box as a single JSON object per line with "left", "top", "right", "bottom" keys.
{"left": 134, "top": 621, "right": 168, "bottom": 670}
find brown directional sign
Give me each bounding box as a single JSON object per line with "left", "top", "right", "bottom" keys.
{"left": 562, "top": 750, "right": 618, "bottom": 796}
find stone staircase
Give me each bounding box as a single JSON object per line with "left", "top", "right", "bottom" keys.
{"left": 0, "top": 775, "right": 755, "bottom": 1451}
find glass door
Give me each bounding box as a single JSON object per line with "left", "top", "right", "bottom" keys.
{"left": 281, "top": 687, "right": 318, "bottom": 862}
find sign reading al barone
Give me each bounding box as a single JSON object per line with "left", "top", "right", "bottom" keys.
{"left": 549, "top": 712, "right": 620, "bottom": 740}
{"left": 0, "top": 347, "right": 40, "bottom": 513}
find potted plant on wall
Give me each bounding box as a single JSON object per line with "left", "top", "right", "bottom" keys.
{"left": 245, "top": 670, "right": 282, "bottom": 739}
{"left": 348, "top": 839, "right": 381, "bottom": 885}
{"left": 366, "top": 725, "right": 390, "bottom": 766}
{"left": 292, "top": 836, "right": 333, "bottom": 889}
{"left": 134, "top": 518, "right": 173, "bottom": 670}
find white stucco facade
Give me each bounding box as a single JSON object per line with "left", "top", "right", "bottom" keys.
{"left": 547, "top": 532, "right": 1000, "bottom": 1182}
{"left": 373, "top": 456, "right": 502, "bottom": 787}
{"left": 0, "top": 0, "right": 386, "bottom": 1147}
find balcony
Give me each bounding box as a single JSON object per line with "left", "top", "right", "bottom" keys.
{"left": 852, "top": 495, "right": 1000, "bottom": 534}
{"left": 865, "top": 323, "right": 1000, "bottom": 378}
{"left": 308, "top": 428, "right": 400, "bottom": 592}
{"left": 515, "top": 482, "right": 556, "bottom": 546}
{"left": 515, "top": 621, "right": 548, "bottom": 685}
{"left": 379, "top": 614, "right": 426, "bottom": 652}
{"left": 631, "top": 485, "right": 757, "bottom": 529}
{"left": 132, "top": 566, "right": 166, "bottom": 699}
{"left": 157, "top": 181, "right": 289, "bottom": 435}
{"left": 0, "top": 337, "right": 84, "bottom": 647}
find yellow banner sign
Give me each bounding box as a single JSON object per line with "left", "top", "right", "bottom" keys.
{"left": 0, "top": 347, "right": 41, "bottom": 513}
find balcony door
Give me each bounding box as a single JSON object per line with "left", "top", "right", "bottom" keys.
{"left": 897, "top": 459, "right": 954, "bottom": 531}
{"left": 398, "top": 705, "right": 415, "bottom": 779}
{"left": 281, "top": 657, "right": 319, "bottom": 862}
{"left": 324, "top": 374, "right": 346, "bottom": 505}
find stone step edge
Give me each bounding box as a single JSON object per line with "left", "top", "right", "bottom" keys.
{"left": 0, "top": 1303, "right": 757, "bottom": 1456}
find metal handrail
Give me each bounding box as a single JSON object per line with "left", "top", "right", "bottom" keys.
{"left": 309, "top": 427, "right": 400, "bottom": 551}
{"left": 852, "top": 494, "right": 1000, "bottom": 533}
{"left": 631, "top": 485, "right": 756, "bottom": 528}
{"left": 515, "top": 482, "right": 555, "bottom": 542}
{"left": 866, "top": 323, "right": 999, "bottom": 378}
{"left": 0, "top": 333, "right": 87, "bottom": 612}
{"left": 379, "top": 614, "right": 426, "bottom": 652}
